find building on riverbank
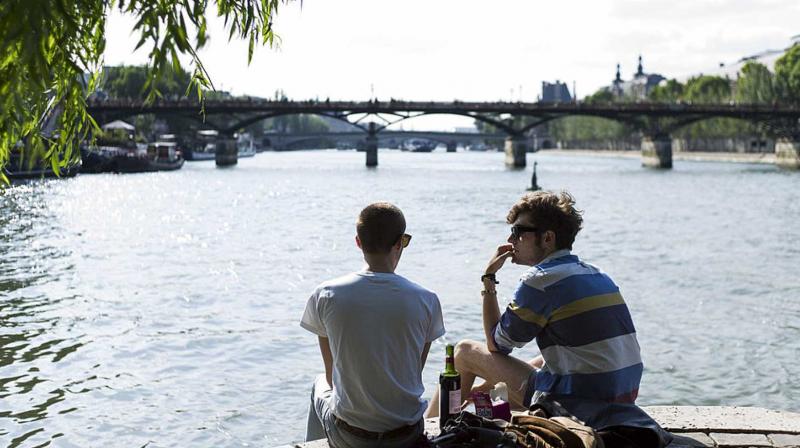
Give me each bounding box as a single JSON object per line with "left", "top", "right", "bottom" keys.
{"left": 680, "top": 34, "right": 800, "bottom": 82}
{"left": 609, "top": 56, "right": 665, "bottom": 100}
{"left": 540, "top": 81, "right": 573, "bottom": 103}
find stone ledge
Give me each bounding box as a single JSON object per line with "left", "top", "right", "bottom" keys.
{"left": 646, "top": 406, "right": 800, "bottom": 434}
{"left": 709, "top": 432, "right": 772, "bottom": 447}
{"left": 277, "top": 406, "right": 800, "bottom": 448}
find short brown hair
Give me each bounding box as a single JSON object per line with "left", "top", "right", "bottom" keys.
{"left": 357, "top": 202, "right": 406, "bottom": 254}
{"left": 506, "top": 191, "right": 583, "bottom": 250}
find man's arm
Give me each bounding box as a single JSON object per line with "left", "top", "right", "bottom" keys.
{"left": 318, "top": 336, "right": 334, "bottom": 388}
{"left": 482, "top": 286, "right": 502, "bottom": 352}
{"left": 483, "top": 244, "right": 513, "bottom": 352}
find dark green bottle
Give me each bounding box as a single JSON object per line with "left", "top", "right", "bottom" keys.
{"left": 438, "top": 344, "right": 461, "bottom": 430}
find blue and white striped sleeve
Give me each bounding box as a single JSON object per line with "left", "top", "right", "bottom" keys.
{"left": 492, "top": 281, "right": 550, "bottom": 354}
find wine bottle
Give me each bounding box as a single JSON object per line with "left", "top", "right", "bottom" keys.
{"left": 438, "top": 344, "right": 461, "bottom": 430}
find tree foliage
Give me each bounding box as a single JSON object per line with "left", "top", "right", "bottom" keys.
{"left": 775, "top": 43, "right": 800, "bottom": 104}
{"left": 102, "top": 64, "right": 193, "bottom": 100}
{"left": 648, "top": 79, "right": 684, "bottom": 103}
{"left": 736, "top": 62, "right": 775, "bottom": 104}
{"left": 0, "top": 0, "right": 285, "bottom": 183}
{"left": 683, "top": 75, "right": 732, "bottom": 104}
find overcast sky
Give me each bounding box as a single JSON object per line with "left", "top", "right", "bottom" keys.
{"left": 104, "top": 0, "right": 799, "bottom": 129}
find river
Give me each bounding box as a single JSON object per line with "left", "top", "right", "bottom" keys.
{"left": 1, "top": 150, "right": 798, "bottom": 447}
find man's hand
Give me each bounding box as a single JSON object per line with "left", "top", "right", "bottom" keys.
{"left": 486, "top": 244, "right": 514, "bottom": 275}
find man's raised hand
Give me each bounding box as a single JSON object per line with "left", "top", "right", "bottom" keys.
{"left": 486, "top": 244, "right": 514, "bottom": 275}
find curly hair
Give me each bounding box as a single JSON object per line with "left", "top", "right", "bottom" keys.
{"left": 506, "top": 191, "right": 584, "bottom": 250}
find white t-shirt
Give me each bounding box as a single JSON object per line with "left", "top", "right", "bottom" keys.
{"left": 300, "top": 269, "right": 445, "bottom": 432}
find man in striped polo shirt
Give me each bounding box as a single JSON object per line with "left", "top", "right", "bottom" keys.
{"left": 441, "top": 191, "right": 667, "bottom": 444}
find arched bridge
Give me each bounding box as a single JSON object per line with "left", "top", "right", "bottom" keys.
{"left": 86, "top": 99, "right": 800, "bottom": 169}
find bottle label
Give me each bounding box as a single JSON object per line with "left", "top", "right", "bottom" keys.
{"left": 449, "top": 389, "right": 461, "bottom": 414}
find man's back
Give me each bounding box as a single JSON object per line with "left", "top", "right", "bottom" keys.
{"left": 301, "top": 270, "right": 444, "bottom": 432}
{"left": 496, "top": 251, "right": 642, "bottom": 403}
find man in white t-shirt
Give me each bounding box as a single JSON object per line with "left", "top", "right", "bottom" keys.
{"left": 301, "top": 202, "right": 445, "bottom": 448}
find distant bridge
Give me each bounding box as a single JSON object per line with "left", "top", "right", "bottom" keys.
{"left": 87, "top": 99, "right": 800, "bottom": 169}
{"left": 264, "top": 130, "right": 507, "bottom": 151}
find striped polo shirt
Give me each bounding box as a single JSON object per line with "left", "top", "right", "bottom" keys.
{"left": 493, "top": 249, "right": 642, "bottom": 403}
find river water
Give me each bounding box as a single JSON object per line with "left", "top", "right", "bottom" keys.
{"left": 1, "top": 150, "right": 799, "bottom": 447}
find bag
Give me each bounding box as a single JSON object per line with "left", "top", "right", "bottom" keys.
{"left": 505, "top": 413, "right": 602, "bottom": 448}
{"left": 431, "top": 411, "right": 516, "bottom": 448}
{"left": 431, "top": 410, "right": 602, "bottom": 448}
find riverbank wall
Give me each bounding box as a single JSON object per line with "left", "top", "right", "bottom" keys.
{"left": 543, "top": 148, "right": 777, "bottom": 165}
{"left": 554, "top": 137, "right": 775, "bottom": 154}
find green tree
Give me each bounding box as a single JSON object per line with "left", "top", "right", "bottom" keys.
{"left": 683, "top": 75, "right": 732, "bottom": 104}
{"left": 648, "top": 79, "right": 684, "bottom": 103}
{"left": 584, "top": 88, "right": 615, "bottom": 104}
{"left": 102, "top": 64, "right": 193, "bottom": 100}
{"left": 100, "top": 64, "right": 197, "bottom": 139}
{"left": 1, "top": 0, "right": 284, "bottom": 183}
{"left": 736, "top": 62, "right": 775, "bottom": 104}
{"left": 774, "top": 43, "right": 800, "bottom": 104}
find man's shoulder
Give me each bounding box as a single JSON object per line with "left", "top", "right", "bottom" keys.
{"left": 314, "top": 272, "right": 362, "bottom": 294}
{"left": 521, "top": 253, "right": 603, "bottom": 291}
{"left": 393, "top": 274, "right": 438, "bottom": 298}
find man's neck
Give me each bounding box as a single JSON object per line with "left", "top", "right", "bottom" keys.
{"left": 538, "top": 248, "right": 572, "bottom": 265}
{"left": 363, "top": 254, "right": 395, "bottom": 273}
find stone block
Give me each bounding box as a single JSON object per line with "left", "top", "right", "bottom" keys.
{"left": 644, "top": 406, "right": 800, "bottom": 434}
{"left": 670, "top": 432, "right": 716, "bottom": 446}
{"left": 768, "top": 433, "right": 800, "bottom": 447}
{"left": 709, "top": 432, "right": 772, "bottom": 447}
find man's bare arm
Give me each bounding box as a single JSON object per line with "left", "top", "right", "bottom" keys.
{"left": 318, "top": 336, "right": 334, "bottom": 387}
{"left": 482, "top": 289, "right": 502, "bottom": 352}
{"left": 483, "top": 244, "right": 513, "bottom": 352}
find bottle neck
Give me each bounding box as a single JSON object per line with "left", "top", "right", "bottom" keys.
{"left": 444, "top": 355, "right": 457, "bottom": 375}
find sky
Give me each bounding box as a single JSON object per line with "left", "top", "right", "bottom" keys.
{"left": 104, "top": 0, "right": 800, "bottom": 130}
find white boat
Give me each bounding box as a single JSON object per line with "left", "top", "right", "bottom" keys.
{"left": 401, "top": 139, "right": 437, "bottom": 152}
{"left": 186, "top": 130, "right": 218, "bottom": 161}
{"left": 237, "top": 134, "right": 257, "bottom": 158}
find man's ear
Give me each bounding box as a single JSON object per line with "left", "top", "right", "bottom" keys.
{"left": 355, "top": 235, "right": 362, "bottom": 249}
{"left": 545, "top": 230, "right": 557, "bottom": 246}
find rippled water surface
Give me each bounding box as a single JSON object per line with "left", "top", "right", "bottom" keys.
{"left": 1, "top": 150, "right": 799, "bottom": 447}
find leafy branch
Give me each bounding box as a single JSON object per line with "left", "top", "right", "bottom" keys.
{"left": 0, "top": 0, "right": 286, "bottom": 184}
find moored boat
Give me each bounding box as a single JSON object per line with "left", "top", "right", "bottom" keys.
{"left": 185, "top": 129, "right": 218, "bottom": 161}
{"left": 238, "top": 137, "right": 257, "bottom": 158}
{"left": 401, "top": 139, "right": 438, "bottom": 152}
{"left": 81, "top": 142, "right": 184, "bottom": 173}
{"left": 4, "top": 146, "right": 81, "bottom": 181}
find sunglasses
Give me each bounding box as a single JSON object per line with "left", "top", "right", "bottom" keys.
{"left": 510, "top": 225, "right": 539, "bottom": 240}
{"left": 399, "top": 233, "right": 412, "bottom": 248}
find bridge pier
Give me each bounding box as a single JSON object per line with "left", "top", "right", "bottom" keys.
{"left": 776, "top": 138, "right": 800, "bottom": 169}
{"left": 446, "top": 141, "right": 457, "bottom": 153}
{"left": 216, "top": 135, "right": 238, "bottom": 167}
{"left": 365, "top": 123, "right": 378, "bottom": 167}
{"left": 504, "top": 135, "right": 528, "bottom": 168}
{"left": 641, "top": 134, "right": 672, "bottom": 169}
